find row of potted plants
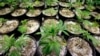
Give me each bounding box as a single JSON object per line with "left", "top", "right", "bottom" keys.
{"left": 0, "top": 0, "right": 99, "bottom": 20}
{"left": 0, "top": 18, "right": 100, "bottom": 56}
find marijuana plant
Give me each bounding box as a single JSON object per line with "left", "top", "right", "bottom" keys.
{"left": 37, "top": 20, "right": 68, "bottom": 56}
{"left": 18, "top": 19, "right": 28, "bottom": 34}
{"left": 8, "top": 34, "right": 28, "bottom": 56}
{"left": 0, "top": 18, "right": 7, "bottom": 24}
{"left": 83, "top": 20, "right": 99, "bottom": 27}
{"left": 4, "top": 0, "right": 19, "bottom": 7}
{"left": 75, "top": 8, "right": 91, "bottom": 20}
{"left": 82, "top": 30, "right": 100, "bottom": 46}
{"left": 44, "top": 0, "right": 58, "bottom": 6}
{"left": 0, "top": 34, "right": 15, "bottom": 53}
{"left": 43, "top": 8, "right": 58, "bottom": 16}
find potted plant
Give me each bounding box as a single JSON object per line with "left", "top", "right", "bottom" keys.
{"left": 8, "top": 34, "right": 37, "bottom": 56}
{"left": 64, "top": 20, "right": 83, "bottom": 35}
{"left": 33, "top": 0, "right": 44, "bottom": 8}
{"left": 0, "top": 0, "right": 14, "bottom": 16}
{"left": 0, "top": 18, "right": 19, "bottom": 34}
{"left": 18, "top": 19, "right": 40, "bottom": 34}
{"left": 59, "top": 0, "right": 71, "bottom": 8}
{"left": 42, "top": 8, "right": 58, "bottom": 18}
{"left": 85, "top": 0, "right": 95, "bottom": 11}
{"left": 74, "top": 8, "right": 91, "bottom": 20}
{"left": 44, "top": 0, "right": 58, "bottom": 8}
{"left": 37, "top": 20, "right": 68, "bottom": 56}
{"left": 0, "top": 0, "right": 19, "bottom": 16}
{"left": 81, "top": 30, "right": 100, "bottom": 54}
{"left": 67, "top": 37, "right": 93, "bottom": 56}
{"left": 92, "top": 35, "right": 100, "bottom": 53}
{"left": 94, "top": 0, "right": 100, "bottom": 9}
{"left": 11, "top": 8, "right": 27, "bottom": 17}
{"left": 82, "top": 20, "right": 100, "bottom": 35}
{"left": 5, "top": 0, "right": 19, "bottom": 8}
{"left": 0, "top": 34, "right": 15, "bottom": 55}
{"left": 19, "top": 0, "right": 33, "bottom": 8}
{"left": 71, "top": 0, "right": 85, "bottom": 9}
{"left": 26, "top": 6, "right": 41, "bottom": 18}
{"left": 59, "top": 8, "right": 75, "bottom": 20}
{"left": 42, "top": 19, "right": 59, "bottom": 27}
{"left": 11, "top": 0, "right": 34, "bottom": 17}
{"left": 91, "top": 12, "right": 100, "bottom": 20}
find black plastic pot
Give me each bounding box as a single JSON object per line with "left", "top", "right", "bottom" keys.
{"left": 67, "top": 36, "right": 96, "bottom": 56}
{"left": 11, "top": 8, "right": 27, "bottom": 19}
{"left": 26, "top": 9, "right": 42, "bottom": 21}
{"left": 0, "top": 7, "right": 14, "bottom": 18}
{"left": 82, "top": 20, "right": 100, "bottom": 35}
{"left": 0, "top": 19, "right": 19, "bottom": 34}
{"left": 64, "top": 20, "right": 83, "bottom": 36}
{"left": 42, "top": 8, "right": 58, "bottom": 19}
{"left": 8, "top": 35, "right": 37, "bottom": 56}
{"left": 58, "top": 8, "right": 75, "bottom": 21}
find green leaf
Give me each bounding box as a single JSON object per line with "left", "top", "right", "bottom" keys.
{"left": 82, "top": 30, "right": 100, "bottom": 46}
{"left": 0, "top": 18, "right": 7, "bottom": 23}
{"left": 53, "top": 41, "right": 61, "bottom": 56}
{"left": 83, "top": 20, "right": 99, "bottom": 27}
{"left": 0, "top": 34, "right": 15, "bottom": 52}
{"left": 18, "top": 19, "right": 28, "bottom": 33}
{"left": 18, "top": 25, "right": 27, "bottom": 33}
{"left": 8, "top": 47, "right": 21, "bottom": 56}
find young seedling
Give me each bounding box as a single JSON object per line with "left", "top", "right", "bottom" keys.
{"left": 75, "top": 8, "right": 91, "bottom": 20}
{"left": 42, "top": 8, "right": 58, "bottom": 16}
{"left": 71, "top": 0, "right": 85, "bottom": 9}
{"left": 85, "top": 0, "right": 95, "bottom": 11}
{"left": 18, "top": 19, "right": 28, "bottom": 34}
{"left": 5, "top": 0, "right": 19, "bottom": 8}
{"left": 0, "top": 18, "right": 7, "bottom": 27}
{"left": 44, "top": 0, "right": 58, "bottom": 7}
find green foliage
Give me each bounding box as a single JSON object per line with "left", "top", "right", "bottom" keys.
{"left": 18, "top": 19, "right": 28, "bottom": 34}
{"left": 0, "top": 18, "right": 7, "bottom": 24}
{"left": 75, "top": 9, "right": 91, "bottom": 20}
{"left": 86, "top": 0, "right": 94, "bottom": 5}
{"left": 95, "top": 14, "right": 100, "bottom": 20}
{"left": 0, "top": 2, "right": 6, "bottom": 7}
{"left": 37, "top": 20, "right": 68, "bottom": 56}
{"left": 85, "top": 5, "right": 95, "bottom": 11}
{"left": 37, "top": 20, "right": 68, "bottom": 37}
{"left": 45, "top": 0, "right": 58, "bottom": 6}
{"left": 8, "top": 47, "right": 21, "bottom": 56}
{"left": 20, "top": 0, "right": 34, "bottom": 9}
{"left": 4, "top": 0, "right": 19, "bottom": 7}
{"left": 40, "top": 38, "right": 61, "bottom": 56}
{"left": 81, "top": 30, "right": 100, "bottom": 46}
{"left": 94, "top": 0, "right": 100, "bottom": 6}
{"left": 8, "top": 34, "right": 29, "bottom": 56}
{"left": 0, "top": 34, "right": 15, "bottom": 52}
{"left": 14, "top": 34, "right": 28, "bottom": 50}
{"left": 65, "top": 22, "right": 83, "bottom": 34}
{"left": 83, "top": 20, "right": 99, "bottom": 27}
{"left": 43, "top": 8, "right": 58, "bottom": 16}
{"left": 75, "top": 9, "right": 83, "bottom": 22}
